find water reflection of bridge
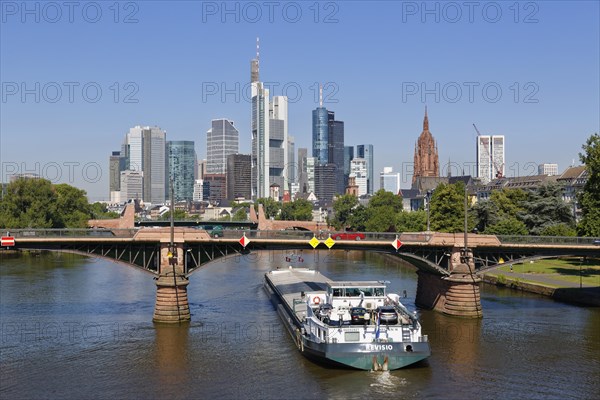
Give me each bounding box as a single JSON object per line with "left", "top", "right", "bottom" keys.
{"left": 6, "top": 228, "right": 599, "bottom": 322}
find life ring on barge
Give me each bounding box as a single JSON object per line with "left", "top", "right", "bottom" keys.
{"left": 313, "top": 296, "right": 320, "bottom": 305}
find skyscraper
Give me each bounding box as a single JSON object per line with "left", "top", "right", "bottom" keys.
{"left": 287, "top": 135, "right": 296, "bottom": 185}
{"left": 269, "top": 95, "right": 288, "bottom": 195}
{"left": 312, "top": 107, "right": 330, "bottom": 163}
{"left": 109, "top": 151, "right": 126, "bottom": 195}
{"left": 251, "top": 39, "right": 271, "bottom": 199}
{"left": 207, "top": 119, "right": 239, "bottom": 174}
{"left": 297, "top": 148, "right": 308, "bottom": 193}
{"left": 120, "top": 170, "right": 143, "bottom": 202}
{"left": 312, "top": 98, "right": 345, "bottom": 196}
{"left": 343, "top": 145, "right": 354, "bottom": 189}
{"left": 124, "top": 125, "right": 166, "bottom": 204}
{"left": 329, "top": 119, "right": 345, "bottom": 195}
{"left": 476, "top": 134, "right": 505, "bottom": 183}
{"left": 350, "top": 158, "right": 368, "bottom": 196}
{"left": 356, "top": 144, "right": 374, "bottom": 194}
{"left": 380, "top": 167, "right": 401, "bottom": 194}
{"left": 227, "top": 154, "right": 252, "bottom": 200}
{"left": 166, "top": 141, "right": 196, "bottom": 201}
{"left": 412, "top": 108, "right": 439, "bottom": 185}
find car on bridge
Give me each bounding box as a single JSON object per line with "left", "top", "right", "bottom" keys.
{"left": 331, "top": 232, "right": 366, "bottom": 241}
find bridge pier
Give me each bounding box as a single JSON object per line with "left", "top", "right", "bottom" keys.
{"left": 153, "top": 243, "right": 191, "bottom": 323}
{"left": 416, "top": 247, "right": 482, "bottom": 318}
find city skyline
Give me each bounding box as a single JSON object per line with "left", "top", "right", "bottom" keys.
{"left": 1, "top": 2, "right": 598, "bottom": 201}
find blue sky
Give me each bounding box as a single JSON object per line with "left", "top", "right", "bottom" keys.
{"left": 1, "top": 0, "right": 599, "bottom": 201}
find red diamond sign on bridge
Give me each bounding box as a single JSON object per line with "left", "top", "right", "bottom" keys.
{"left": 391, "top": 238, "right": 402, "bottom": 250}
{"left": 239, "top": 234, "right": 250, "bottom": 248}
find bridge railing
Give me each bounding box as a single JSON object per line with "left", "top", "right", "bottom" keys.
{"left": 496, "top": 235, "right": 600, "bottom": 246}
{"left": 219, "top": 229, "right": 430, "bottom": 243}
{"left": 6, "top": 229, "right": 138, "bottom": 239}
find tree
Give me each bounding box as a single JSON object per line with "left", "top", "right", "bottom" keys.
{"left": 232, "top": 208, "right": 248, "bottom": 221}
{"left": 485, "top": 217, "right": 528, "bottom": 235}
{"left": 90, "top": 202, "right": 119, "bottom": 219}
{"left": 396, "top": 210, "right": 427, "bottom": 232}
{"left": 519, "top": 182, "right": 574, "bottom": 235}
{"left": 470, "top": 199, "right": 500, "bottom": 233}
{"left": 54, "top": 184, "right": 91, "bottom": 228}
{"left": 491, "top": 188, "right": 527, "bottom": 218}
{"left": 255, "top": 198, "right": 280, "bottom": 219}
{"left": 0, "top": 178, "right": 59, "bottom": 228}
{"left": 330, "top": 194, "right": 359, "bottom": 230}
{"left": 367, "top": 189, "right": 403, "bottom": 209}
{"left": 363, "top": 190, "right": 404, "bottom": 232}
{"left": 278, "top": 199, "right": 313, "bottom": 221}
{"left": 578, "top": 133, "right": 600, "bottom": 236}
{"left": 429, "top": 182, "right": 473, "bottom": 233}
{"left": 540, "top": 223, "right": 577, "bottom": 237}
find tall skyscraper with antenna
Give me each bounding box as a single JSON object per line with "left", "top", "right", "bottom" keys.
{"left": 251, "top": 38, "right": 270, "bottom": 198}
{"left": 250, "top": 38, "right": 289, "bottom": 199}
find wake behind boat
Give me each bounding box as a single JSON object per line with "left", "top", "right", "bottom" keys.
{"left": 264, "top": 266, "right": 431, "bottom": 371}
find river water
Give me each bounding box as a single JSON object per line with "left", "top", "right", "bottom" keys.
{"left": 1, "top": 250, "right": 598, "bottom": 399}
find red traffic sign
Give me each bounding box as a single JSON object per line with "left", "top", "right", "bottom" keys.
{"left": 391, "top": 238, "right": 402, "bottom": 250}
{"left": 239, "top": 234, "right": 250, "bottom": 248}
{"left": 1, "top": 236, "right": 15, "bottom": 247}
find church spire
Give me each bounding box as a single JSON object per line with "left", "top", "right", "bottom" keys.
{"left": 423, "top": 105, "right": 429, "bottom": 131}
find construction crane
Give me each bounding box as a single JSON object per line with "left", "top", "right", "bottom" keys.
{"left": 473, "top": 124, "right": 504, "bottom": 179}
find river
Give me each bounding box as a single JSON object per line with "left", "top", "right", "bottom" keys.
{"left": 1, "top": 250, "right": 598, "bottom": 399}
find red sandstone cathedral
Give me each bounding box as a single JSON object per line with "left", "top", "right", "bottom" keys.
{"left": 412, "top": 107, "right": 440, "bottom": 184}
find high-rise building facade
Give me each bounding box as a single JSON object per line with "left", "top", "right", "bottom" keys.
{"left": 287, "top": 135, "right": 296, "bottom": 185}
{"left": 120, "top": 170, "right": 143, "bottom": 201}
{"left": 314, "top": 164, "right": 337, "bottom": 204}
{"left": 166, "top": 141, "right": 196, "bottom": 201}
{"left": 356, "top": 144, "right": 374, "bottom": 194}
{"left": 380, "top": 167, "right": 401, "bottom": 194}
{"left": 412, "top": 108, "right": 439, "bottom": 185}
{"left": 124, "top": 126, "right": 166, "bottom": 204}
{"left": 343, "top": 145, "right": 354, "bottom": 188}
{"left": 329, "top": 120, "right": 345, "bottom": 195}
{"left": 268, "top": 95, "right": 288, "bottom": 196}
{"left": 476, "top": 134, "right": 505, "bottom": 184}
{"left": 109, "top": 151, "right": 126, "bottom": 194}
{"left": 538, "top": 163, "right": 559, "bottom": 176}
{"left": 306, "top": 156, "right": 316, "bottom": 194}
{"left": 350, "top": 158, "right": 368, "bottom": 196}
{"left": 312, "top": 107, "right": 330, "bottom": 163}
{"left": 297, "top": 148, "right": 308, "bottom": 193}
{"left": 207, "top": 119, "right": 239, "bottom": 174}
{"left": 227, "top": 154, "right": 252, "bottom": 200}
